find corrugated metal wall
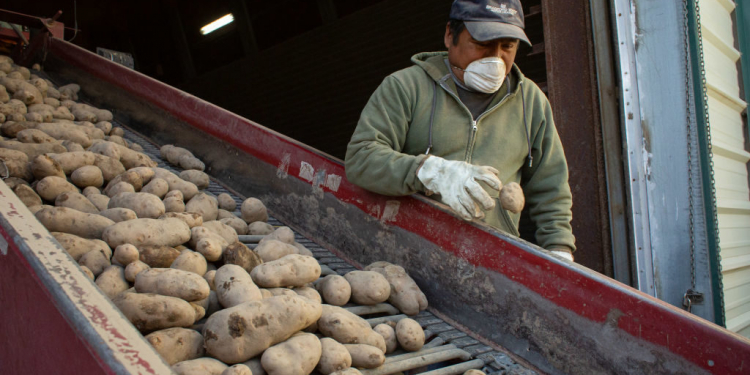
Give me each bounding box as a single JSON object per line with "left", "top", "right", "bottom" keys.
{"left": 700, "top": 0, "right": 750, "bottom": 337}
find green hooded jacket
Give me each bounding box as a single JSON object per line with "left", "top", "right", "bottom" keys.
{"left": 345, "top": 52, "right": 575, "bottom": 251}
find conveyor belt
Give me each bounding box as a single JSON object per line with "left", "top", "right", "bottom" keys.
{"left": 36, "top": 69, "right": 537, "bottom": 374}
{"left": 115, "top": 123, "right": 539, "bottom": 375}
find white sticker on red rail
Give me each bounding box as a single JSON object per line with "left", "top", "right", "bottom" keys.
{"left": 381, "top": 200, "right": 400, "bottom": 223}
{"left": 276, "top": 153, "right": 291, "bottom": 179}
{"left": 300, "top": 161, "right": 314, "bottom": 182}
{"left": 325, "top": 174, "right": 342, "bottom": 192}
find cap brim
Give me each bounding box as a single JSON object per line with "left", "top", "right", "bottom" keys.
{"left": 464, "top": 21, "right": 531, "bottom": 46}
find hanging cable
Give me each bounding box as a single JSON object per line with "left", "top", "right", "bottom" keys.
{"left": 68, "top": 0, "right": 78, "bottom": 42}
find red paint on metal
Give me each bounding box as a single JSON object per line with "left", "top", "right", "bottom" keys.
{"left": 0, "top": 230, "right": 113, "bottom": 375}
{"left": 46, "top": 36, "right": 750, "bottom": 374}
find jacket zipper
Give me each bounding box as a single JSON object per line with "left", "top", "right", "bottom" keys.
{"left": 438, "top": 79, "right": 514, "bottom": 163}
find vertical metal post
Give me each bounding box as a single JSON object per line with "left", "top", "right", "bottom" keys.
{"left": 610, "top": 0, "right": 655, "bottom": 295}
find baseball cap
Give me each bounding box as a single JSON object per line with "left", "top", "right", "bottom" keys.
{"left": 449, "top": 0, "right": 531, "bottom": 46}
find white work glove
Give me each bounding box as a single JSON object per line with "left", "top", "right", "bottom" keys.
{"left": 417, "top": 156, "right": 502, "bottom": 220}
{"left": 550, "top": 249, "right": 574, "bottom": 261}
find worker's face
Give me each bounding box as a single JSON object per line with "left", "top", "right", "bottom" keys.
{"left": 444, "top": 23, "right": 518, "bottom": 84}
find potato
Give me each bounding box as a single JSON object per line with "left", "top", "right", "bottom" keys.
{"left": 126, "top": 166, "right": 155, "bottom": 184}
{"left": 48, "top": 151, "right": 96, "bottom": 174}
{"left": 165, "top": 189, "right": 184, "bottom": 200}
{"left": 344, "top": 271, "right": 390, "bottom": 305}
{"left": 17, "top": 128, "right": 56, "bottom": 143}
{"left": 317, "top": 305, "right": 386, "bottom": 352}
{"left": 94, "top": 121, "right": 112, "bottom": 135}
{"left": 500, "top": 182, "right": 525, "bottom": 214}
{"left": 241, "top": 197, "right": 268, "bottom": 223}
{"left": 171, "top": 250, "right": 208, "bottom": 276}
{"left": 463, "top": 370, "right": 486, "bottom": 375}
{"left": 113, "top": 244, "right": 139, "bottom": 265}
{"left": 137, "top": 245, "right": 182, "bottom": 268}
{"left": 34, "top": 122, "right": 92, "bottom": 147}
{"left": 104, "top": 170, "right": 143, "bottom": 195}
{"left": 196, "top": 238, "right": 225, "bottom": 262}
{"left": 52, "top": 232, "right": 112, "bottom": 261}
{"left": 204, "top": 270, "right": 217, "bottom": 290}
{"left": 172, "top": 358, "right": 227, "bottom": 375}
{"left": 135, "top": 267, "right": 209, "bottom": 302}
{"left": 141, "top": 177, "right": 169, "bottom": 198}
{"left": 317, "top": 275, "right": 351, "bottom": 306}
{"left": 36, "top": 176, "right": 79, "bottom": 201}
{"left": 125, "top": 260, "right": 150, "bottom": 283}
{"left": 1, "top": 121, "right": 29, "bottom": 138}
{"left": 99, "top": 207, "right": 137, "bottom": 223}
{"left": 217, "top": 209, "right": 235, "bottom": 220}
{"left": 160, "top": 212, "right": 203, "bottom": 228}
{"left": 316, "top": 337, "right": 352, "bottom": 375}
{"left": 115, "top": 291, "right": 196, "bottom": 332}
{"left": 255, "top": 240, "right": 298, "bottom": 263}
{"left": 248, "top": 221, "right": 274, "bottom": 235}
{"left": 102, "top": 217, "right": 191, "bottom": 248}
{"left": 55, "top": 191, "right": 100, "bottom": 214}
{"left": 13, "top": 184, "right": 42, "bottom": 208}
{"left": 220, "top": 217, "right": 248, "bottom": 235}
{"left": 215, "top": 264, "right": 263, "bottom": 308}
{"left": 374, "top": 324, "right": 397, "bottom": 353}
{"left": 82, "top": 186, "right": 100, "bottom": 196}
{"left": 87, "top": 193, "right": 111, "bottom": 211}
{"left": 330, "top": 368, "right": 362, "bottom": 375}
{"left": 293, "top": 242, "right": 313, "bottom": 257}
{"left": 217, "top": 193, "right": 236, "bottom": 211}
{"left": 96, "top": 265, "right": 129, "bottom": 299}
{"left": 265, "top": 288, "right": 297, "bottom": 297}
{"left": 396, "top": 318, "right": 424, "bottom": 351}
{"left": 179, "top": 155, "right": 205, "bottom": 171}
{"left": 71, "top": 165, "right": 104, "bottom": 188}
{"left": 221, "top": 364, "right": 252, "bottom": 375}
{"left": 250, "top": 254, "right": 321, "bottom": 288}
{"left": 93, "top": 154, "right": 126, "bottom": 182}
{"left": 164, "top": 196, "right": 186, "bottom": 213}
{"left": 260, "top": 226, "right": 295, "bottom": 244}
{"left": 202, "top": 220, "right": 239, "bottom": 244}
{"left": 344, "top": 344, "right": 385, "bottom": 369}
{"left": 31, "top": 154, "right": 65, "bottom": 180}
{"left": 0, "top": 139, "right": 66, "bottom": 158}
{"left": 222, "top": 242, "right": 263, "bottom": 274}
{"left": 111, "top": 127, "right": 124, "bottom": 137}
{"left": 152, "top": 168, "right": 198, "bottom": 200}
{"left": 180, "top": 170, "right": 209, "bottom": 190}
{"left": 365, "top": 262, "right": 428, "bottom": 316}
{"left": 203, "top": 295, "right": 323, "bottom": 363}
{"left": 186, "top": 192, "right": 218, "bottom": 222}
{"left": 79, "top": 248, "right": 111, "bottom": 276}
{"left": 146, "top": 328, "right": 205, "bottom": 365}
{"left": 36, "top": 206, "right": 114, "bottom": 239}
{"left": 80, "top": 265, "right": 95, "bottom": 280}
{"left": 108, "top": 192, "right": 165, "bottom": 219}
{"left": 261, "top": 332, "right": 322, "bottom": 375}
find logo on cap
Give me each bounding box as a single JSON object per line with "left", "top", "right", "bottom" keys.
{"left": 486, "top": 4, "right": 518, "bottom": 16}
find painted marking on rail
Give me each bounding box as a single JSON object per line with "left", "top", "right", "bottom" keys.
{"left": 325, "top": 174, "right": 342, "bottom": 192}
{"left": 299, "top": 161, "right": 314, "bottom": 182}
{"left": 276, "top": 153, "right": 290, "bottom": 179}
{"left": 381, "top": 200, "right": 400, "bottom": 223}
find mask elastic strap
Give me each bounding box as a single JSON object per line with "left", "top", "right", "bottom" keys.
{"left": 426, "top": 80, "right": 438, "bottom": 155}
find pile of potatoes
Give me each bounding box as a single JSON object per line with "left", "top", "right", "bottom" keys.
{"left": 2, "top": 56, "right": 438, "bottom": 375}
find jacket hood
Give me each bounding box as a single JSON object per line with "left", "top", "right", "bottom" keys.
{"left": 410, "top": 51, "right": 525, "bottom": 93}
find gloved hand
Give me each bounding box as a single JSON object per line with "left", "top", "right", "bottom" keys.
{"left": 549, "top": 247, "right": 574, "bottom": 261}
{"left": 417, "top": 156, "right": 502, "bottom": 220}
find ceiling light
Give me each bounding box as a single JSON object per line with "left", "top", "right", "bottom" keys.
{"left": 200, "top": 14, "right": 234, "bottom": 35}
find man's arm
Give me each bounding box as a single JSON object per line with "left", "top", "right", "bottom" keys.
{"left": 345, "top": 75, "right": 428, "bottom": 196}
{"left": 521, "top": 99, "right": 576, "bottom": 252}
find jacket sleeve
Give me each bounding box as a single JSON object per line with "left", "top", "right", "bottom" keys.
{"left": 521, "top": 98, "right": 576, "bottom": 252}
{"left": 345, "top": 75, "right": 428, "bottom": 196}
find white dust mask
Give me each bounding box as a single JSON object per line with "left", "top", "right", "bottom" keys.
{"left": 457, "top": 57, "right": 507, "bottom": 94}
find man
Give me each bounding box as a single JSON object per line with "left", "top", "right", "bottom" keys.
{"left": 344, "top": 0, "right": 575, "bottom": 260}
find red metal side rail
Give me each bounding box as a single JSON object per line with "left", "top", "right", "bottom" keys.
{"left": 37, "top": 36, "right": 750, "bottom": 374}
{"left": 0, "top": 183, "right": 173, "bottom": 374}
